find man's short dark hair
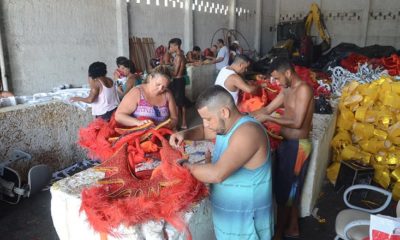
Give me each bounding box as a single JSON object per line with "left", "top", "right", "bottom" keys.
{"left": 196, "top": 85, "right": 235, "bottom": 111}
{"left": 116, "top": 56, "right": 136, "bottom": 73}
{"left": 169, "top": 38, "right": 182, "bottom": 47}
{"left": 217, "top": 39, "right": 224, "bottom": 45}
{"left": 232, "top": 54, "right": 250, "bottom": 65}
{"left": 269, "top": 57, "right": 294, "bottom": 73}
{"left": 88, "top": 62, "right": 107, "bottom": 78}
{"left": 193, "top": 46, "right": 201, "bottom": 52}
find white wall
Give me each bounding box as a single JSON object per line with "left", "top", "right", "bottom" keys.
{"left": 193, "top": 0, "right": 230, "bottom": 50}
{"left": 277, "top": 0, "right": 400, "bottom": 49}
{"left": 261, "top": 0, "right": 276, "bottom": 55}
{"left": 128, "top": 0, "right": 185, "bottom": 50}
{"left": 366, "top": 0, "right": 400, "bottom": 49}
{"left": 2, "top": 0, "right": 120, "bottom": 95}
{"left": 236, "top": 0, "right": 257, "bottom": 52}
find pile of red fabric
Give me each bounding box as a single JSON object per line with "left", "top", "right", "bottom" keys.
{"left": 340, "top": 53, "right": 400, "bottom": 76}
{"left": 340, "top": 53, "right": 369, "bottom": 73}
{"left": 78, "top": 117, "right": 208, "bottom": 238}
{"left": 294, "top": 65, "right": 331, "bottom": 97}
{"left": 237, "top": 75, "right": 283, "bottom": 150}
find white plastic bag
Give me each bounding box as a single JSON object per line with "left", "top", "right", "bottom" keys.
{"left": 370, "top": 214, "right": 400, "bottom": 240}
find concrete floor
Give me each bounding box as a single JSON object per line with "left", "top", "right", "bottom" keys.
{"left": 0, "top": 107, "right": 397, "bottom": 240}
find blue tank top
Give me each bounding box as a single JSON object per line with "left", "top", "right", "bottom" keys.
{"left": 211, "top": 115, "right": 274, "bottom": 240}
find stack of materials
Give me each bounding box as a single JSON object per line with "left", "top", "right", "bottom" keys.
{"left": 129, "top": 37, "right": 155, "bottom": 72}
{"left": 327, "top": 76, "right": 400, "bottom": 200}
{"left": 77, "top": 117, "right": 208, "bottom": 237}
{"left": 340, "top": 52, "right": 400, "bottom": 76}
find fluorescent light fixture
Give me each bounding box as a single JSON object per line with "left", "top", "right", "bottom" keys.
{"left": 165, "top": 0, "right": 168, "bottom": 7}
{"left": 200, "top": 1, "right": 203, "bottom": 6}
{"left": 180, "top": 2, "right": 183, "bottom": 8}
{"left": 206, "top": 1, "right": 209, "bottom": 7}
{"left": 192, "top": 4, "right": 195, "bottom": 10}
{"left": 172, "top": 1, "right": 176, "bottom": 7}
{"left": 136, "top": 0, "right": 140, "bottom": 3}
{"left": 195, "top": 0, "right": 198, "bottom": 5}
{"left": 146, "top": 0, "right": 150, "bottom": 4}
{"left": 216, "top": 3, "right": 219, "bottom": 9}
{"left": 156, "top": 0, "right": 159, "bottom": 5}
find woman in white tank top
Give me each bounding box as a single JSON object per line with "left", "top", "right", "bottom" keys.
{"left": 70, "top": 62, "right": 119, "bottom": 121}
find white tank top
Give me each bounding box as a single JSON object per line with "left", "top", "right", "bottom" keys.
{"left": 91, "top": 80, "right": 120, "bottom": 116}
{"left": 215, "top": 66, "right": 239, "bottom": 104}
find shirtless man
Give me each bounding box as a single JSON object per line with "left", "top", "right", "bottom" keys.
{"left": 170, "top": 85, "right": 273, "bottom": 240}
{"left": 168, "top": 38, "right": 188, "bottom": 129}
{"left": 186, "top": 46, "right": 202, "bottom": 64}
{"left": 215, "top": 54, "right": 260, "bottom": 105}
{"left": 252, "top": 58, "right": 314, "bottom": 240}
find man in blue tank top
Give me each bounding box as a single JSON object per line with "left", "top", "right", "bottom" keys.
{"left": 170, "top": 85, "right": 273, "bottom": 240}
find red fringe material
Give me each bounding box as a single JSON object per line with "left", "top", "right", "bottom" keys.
{"left": 78, "top": 118, "right": 208, "bottom": 239}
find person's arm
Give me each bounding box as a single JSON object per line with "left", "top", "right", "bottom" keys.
{"left": 122, "top": 76, "right": 136, "bottom": 96}
{"left": 166, "top": 90, "right": 179, "bottom": 129}
{"left": 185, "top": 123, "right": 262, "bottom": 183}
{"left": 115, "top": 88, "right": 152, "bottom": 126}
{"left": 251, "top": 90, "right": 285, "bottom": 122}
{"left": 261, "top": 84, "right": 313, "bottom": 128}
{"left": 70, "top": 78, "right": 100, "bottom": 103}
{"left": 228, "top": 75, "right": 259, "bottom": 94}
{"left": 213, "top": 48, "right": 225, "bottom": 64}
{"left": 169, "top": 124, "right": 216, "bottom": 148}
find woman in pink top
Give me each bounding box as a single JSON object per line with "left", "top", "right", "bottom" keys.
{"left": 71, "top": 62, "right": 119, "bottom": 121}
{"left": 115, "top": 65, "right": 178, "bottom": 129}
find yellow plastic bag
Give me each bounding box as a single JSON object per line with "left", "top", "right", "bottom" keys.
{"left": 353, "top": 122, "right": 375, "bottom": 140}
{"left": 337, "top": 108, "right": 355, "bottom": 131}
{"left": 331, "top": 130, "right": 352, "bottom": 150}
{"left": 326, "top": 162, "right": 341, "bottom": 185}
{"left": 373, "top": 165, "right": 391, "bottom": 189}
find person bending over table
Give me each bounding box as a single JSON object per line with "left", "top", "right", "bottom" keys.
{"left": 115, "top": 65, "right": 178, "bottom": 129}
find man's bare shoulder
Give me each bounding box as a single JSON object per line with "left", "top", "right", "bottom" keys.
{"left": 231, "top": 121, "right": 266, "bottom": 144}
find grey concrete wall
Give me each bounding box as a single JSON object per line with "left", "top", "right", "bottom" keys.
{"left": 236, "top": 0, "right": 256, "bottom": 52}
{"left": 260, "top": 0, "right": 276, "bottom": 55}
{"left": 1, "top": 0, "right": 119, "bottom": 95}
{"left": 128, "top": 1, "right": 185, "bottom": 50}
{"left": 0, "top": 101, "right": 93, "bottom": 177}
{"left": 366, "top": 0, "right": 400, "bottom": 49}
{"left": 193, "top": 0, "right": 230, "bottom": 50}
{"left": 277, "top": 0, "right": 400, "bottom": 48}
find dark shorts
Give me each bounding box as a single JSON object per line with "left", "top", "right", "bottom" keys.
{"left": 274, "top": 139, "right": 312, "bottom": 206}
{"left": 95, "top": 107, "right": 116, "bottom": 122}
{"left": 169, "top": 77, "right": 186, "bottom": 107}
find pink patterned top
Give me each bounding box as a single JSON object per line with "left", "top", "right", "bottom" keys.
{"left": 131, "top": 87, "right": 169, "bottom": 124}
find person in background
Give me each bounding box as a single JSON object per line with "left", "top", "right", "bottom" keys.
{"left": 215, "top": 54, "right": 260, "bottom": 105}
{"left": 252, "top": 58, "right": 314, "bottom": 240}
{"left": 232, "top": 40, "right": 243, "bottom": 55}
{"left": 168, "top": 38, "right": 188, "bottom": 130}
{"left": 113, "top": 56, "right": 140, "bottom": 98}
{"left": 169, "top": 85, "right": 273, "bottom": 240}
{"left": 0, "top": 90, "right": 14, "bottom": 98}
{"left": 203, "top": 45, "right": 218, "bottom": 63}
{"left": 70, "top": 62, "right": 119, "bottom": 121}
{"left": 160, "top": 44, "right": 173, "bottom": 66}
{"left": 186, "top": 46, "right": 202, "bottom": 64}
{"left": 115, "top": 65, "right": 178, "bottom": 129}
{"left": 212, "top": 39, "right": 229, "bottom": 79}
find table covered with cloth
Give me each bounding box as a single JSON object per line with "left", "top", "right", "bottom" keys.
{"left": 50, "top": 141, "right": 216, "bottom": 240}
